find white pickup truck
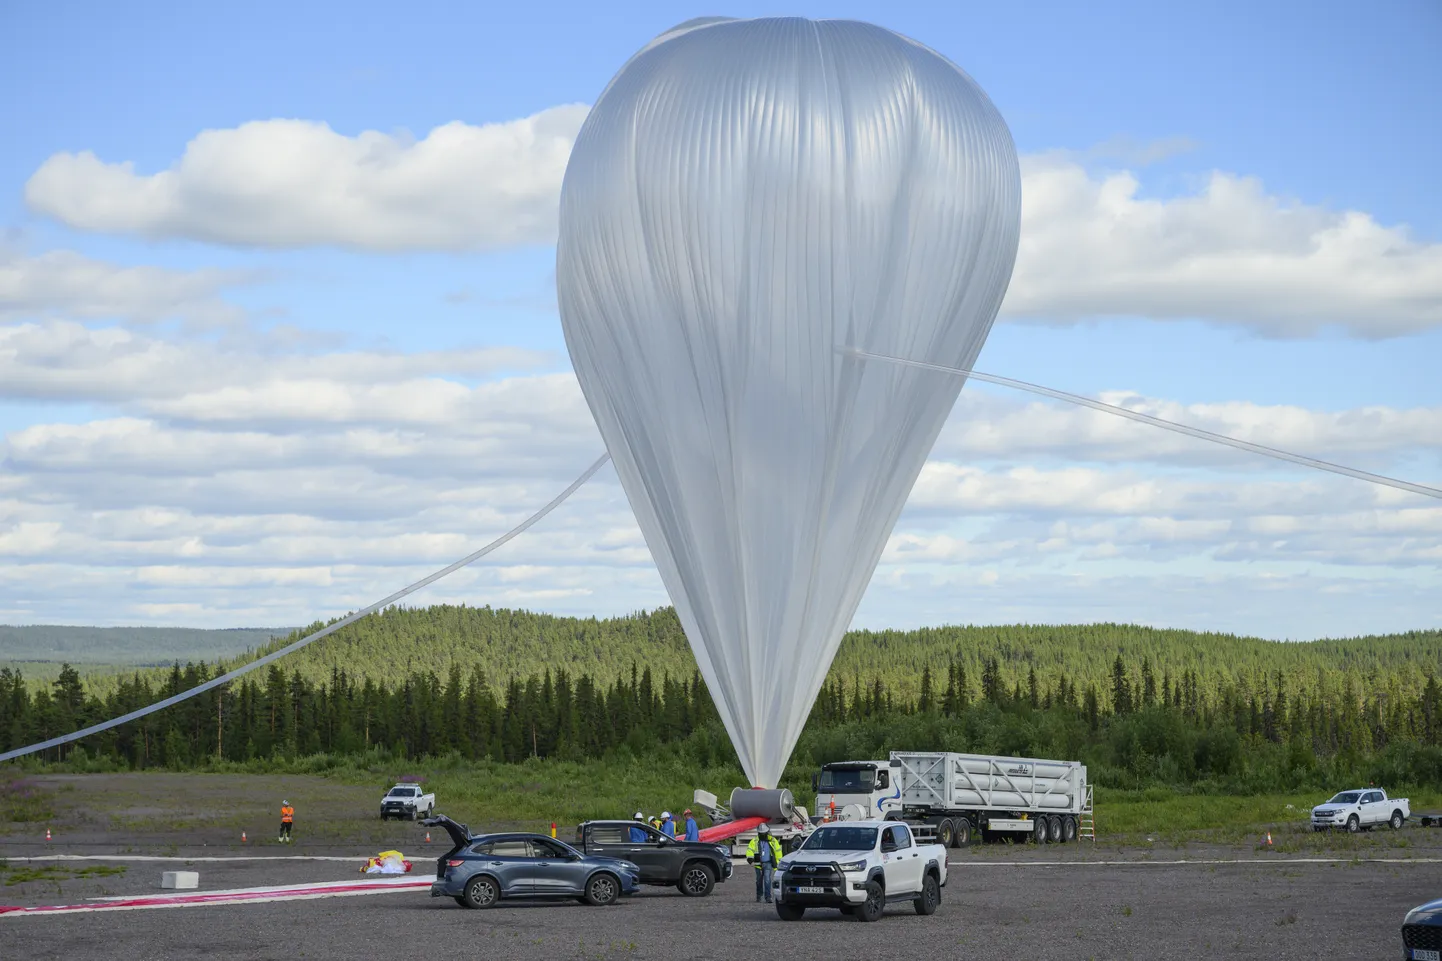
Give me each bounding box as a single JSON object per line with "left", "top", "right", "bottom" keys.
{"left": 379, "top": 783, "right": 436, "bottom": 820}
{"left": 771, "top": 819, "right": 947, "bottom": 922}
{"left": 1311, "top": 788, "right": 1409, "bottom": 832}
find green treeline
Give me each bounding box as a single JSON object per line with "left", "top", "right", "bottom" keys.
{"left": 65, "top": 605, "right": 1442, "bottom": 709}
{"left": 4, "top": 632, "right": 1441, "bottom": 795}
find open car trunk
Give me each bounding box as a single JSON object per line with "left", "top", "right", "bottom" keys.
{"left": 421, "top": 814, "right": 471, "bottom": 866}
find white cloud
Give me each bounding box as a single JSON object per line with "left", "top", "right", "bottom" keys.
{"left": 0, "top": 250, "right": 251, "bottom": 327}
{"left": 0, "top": 320, "right": 553, "bottom": 405}
{"left": 933, "top": 389, "right": 1442, "bottom": 467}
{"left": 1006, "top": 156, "right": 1442, "bottom": 337}
{"left": 22, "top": 109, "right": 1442, "bottom": 337}
{"left": 24, "top": 107, "right": 590, "bottom": 251}
{"left": 1, "top": 319, "right": 1438, "bottom": 637}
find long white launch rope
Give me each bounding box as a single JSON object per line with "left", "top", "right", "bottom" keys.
{"left": 0, "top": 454, "right": 612, "bottom": 763}
{"left": 843, "top": 347, "right": 1441, "bottom": 501}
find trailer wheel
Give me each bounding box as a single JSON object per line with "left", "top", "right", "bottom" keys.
{"left": 936, "top": 819, "right": 955, "bottom": 848}
{"left": 1032, "top": 818, "right": 1047, "bottom": 844}
{"left": 953, "top": 817, "right": 972, "bottom": 847}
{"left": 1062, "top": 815, "right": 1078, "bottom": 843}
{"left": 1046, "top": 815, "right": 1062, "bottom": 844}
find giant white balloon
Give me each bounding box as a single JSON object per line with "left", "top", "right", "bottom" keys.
{"left": 557, "top": 17, "right": 1021, "bottom": 788}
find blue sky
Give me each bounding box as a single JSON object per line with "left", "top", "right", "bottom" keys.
{"left": 1, "top": 1, "right": 1438, "bottom": 640}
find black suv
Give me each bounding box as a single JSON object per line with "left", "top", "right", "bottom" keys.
{"left": 574, "top": 820, "right": 733, "bottom": 896}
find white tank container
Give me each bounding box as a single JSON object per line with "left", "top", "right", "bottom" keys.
{"left": 892, "top": 751, "right": 1086, "bottom": 815}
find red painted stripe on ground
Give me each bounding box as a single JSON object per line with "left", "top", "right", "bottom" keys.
{"left": 0, "top": 877, "right": 431, "bottom": 917}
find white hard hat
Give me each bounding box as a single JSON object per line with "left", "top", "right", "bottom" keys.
{"left": 634, "top": 811, "right": 644, "bottom": 820}
{"left": 757, "top": 823, "right": 770, "bottom": 835}
{"left": 662, "top": 811, "right": 671, "bottom": 819}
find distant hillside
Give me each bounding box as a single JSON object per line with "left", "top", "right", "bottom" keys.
{"left": 0, "top": 625, "right": 291, "bottom": 683}
{"left": 54, "top": 605, "right": 1442, "bottom": 702}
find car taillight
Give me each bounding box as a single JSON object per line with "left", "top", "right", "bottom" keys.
{"left": 447, "top": 859, "right": 464, "bottom": 868}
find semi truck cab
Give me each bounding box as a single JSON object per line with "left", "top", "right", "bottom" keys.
{"left": 813, "top": 759, "right": 901, "bottom": 822}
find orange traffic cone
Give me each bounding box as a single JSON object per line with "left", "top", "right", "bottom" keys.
{"left": 424, "top": 831, "right": 431, "bottom": 844}
{"left": 45, "top": 827, "right": 52, "bottom": 842}
{"left": 1266, "top": 832, "right": 1273, "bottom": 847}
{"left": 241, "top": 831, "right": 248, "bottom": 843}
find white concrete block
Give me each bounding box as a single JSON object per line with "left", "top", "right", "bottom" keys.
{"left": 161, "top": 871, "right": 199, "bottom": 889}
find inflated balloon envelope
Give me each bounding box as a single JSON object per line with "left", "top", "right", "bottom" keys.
{"left": 557, "top": 17, "right": 1021, "bottom": 788}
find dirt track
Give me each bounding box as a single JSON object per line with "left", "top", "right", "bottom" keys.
{"left": 2, "top": 773, "right": 1439, "bottom": 960}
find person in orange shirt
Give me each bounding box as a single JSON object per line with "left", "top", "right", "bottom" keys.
{"left": 279, "top": 800, "right": 295, "bottom": 843}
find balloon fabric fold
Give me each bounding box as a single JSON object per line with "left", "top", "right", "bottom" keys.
{"left": 557, "top": 17, "right": 1021, "bottom": 788}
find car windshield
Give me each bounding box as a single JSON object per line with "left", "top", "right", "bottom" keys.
{"left": 1327, "top": 792, "right": 1362, "bottom": 804}
{"left": 818, "top": 767, "right": 876, "bottom": 792}
{"left": 388, "top": 787, "right": 417, "bottom": 796}
{"left": 802, "top": 826, "right": 877, "bottom": 851}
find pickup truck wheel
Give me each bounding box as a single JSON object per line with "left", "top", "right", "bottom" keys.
{"left": 462, "top": 876, "right": 499, "bottom": 909}
{"left": 936, "top": 819, "right": 955, "bottom": 847}
{"left": 775, "top": 902, "right": 805, "bottom": 921}
{"left": 1391, "top": 810, "right": 1405, "bottom": 830}
{"left": 856, "top": 882, "right": 885, "bottom": 922}
{"left": 1346, "top": 814, "right": 1360, "bottom": 833}
{"left": 678, "top": 862, "right": 716, "bottom": 897}
{"left": 584, "top": 872, "right": 620, "bottom": 906}
{"left": 913, "top": 873, "right": 940, "bottom": 916}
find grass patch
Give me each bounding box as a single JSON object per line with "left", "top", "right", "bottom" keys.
{"left": 0, "top": 776, "right": 55, "bottom": 823}
{"left": 0, "top": 863, "right": 126, "bottom": 886}
{"left": 1094, "top": 787, "right": 1442, "bottom": 843}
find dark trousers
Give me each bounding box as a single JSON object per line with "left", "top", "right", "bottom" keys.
{"left": 280, "top": 821, "right": 292, "bottom": 839}
{"left": 754, "top": 865, "right": 773, "bottom": 901}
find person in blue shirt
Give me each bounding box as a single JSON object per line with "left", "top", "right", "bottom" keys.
{"left": 682, "top": 808, "right": 700, "bottom": 842}
{"left": 630, "top": 812, "right": 649, "bottom": 843}
{"left": 658, "top": 811, "right": 676, "bottom": 837}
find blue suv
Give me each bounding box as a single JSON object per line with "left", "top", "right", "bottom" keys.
{"left": 423, "top": 815, "right": 640, "bottom": 909}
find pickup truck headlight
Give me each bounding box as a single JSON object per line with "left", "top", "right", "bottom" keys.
{"left": 838, "top": 859, "right": 868, "bottom": 873}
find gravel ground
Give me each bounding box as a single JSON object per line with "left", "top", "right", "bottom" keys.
{"left": 3, "top": 772, "right": 1440, "bottom": 959}
{"left": 3, "top": 855, "right": 1438, "bottom": 960}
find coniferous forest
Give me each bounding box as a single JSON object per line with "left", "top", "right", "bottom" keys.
{"left": 2, "top": 605, "right": 1440, "bottom": 795}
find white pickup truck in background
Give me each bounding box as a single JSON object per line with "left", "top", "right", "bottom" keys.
{"left": 1311, "top": 788, "right": 1409, "bottom": 832}
{"left": 380, "top": 783, "right": 436, "bottom": 820}
{"left": 772, "top": 820, "right": 947, "bottom": 922}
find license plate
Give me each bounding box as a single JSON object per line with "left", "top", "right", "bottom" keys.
{"left": 796, "top": 886, "right": 824, "bottom": 895}
{"left": 1412, "top": 950, "right": 1440, "bottom": 961}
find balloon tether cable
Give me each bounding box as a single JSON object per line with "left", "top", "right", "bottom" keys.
{"left": 842, "top": 347, "right": 1441, "bottom": 501}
